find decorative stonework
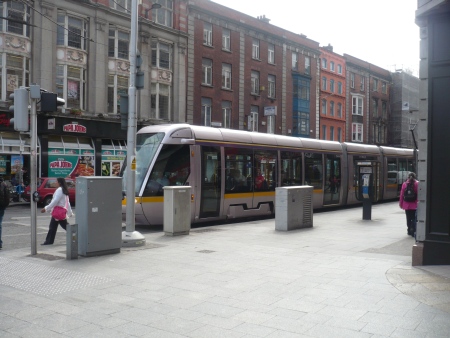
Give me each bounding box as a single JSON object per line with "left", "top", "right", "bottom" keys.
{"left": 5, "top": 36, "right": 26, "bottom": 50}
{"left": 117, "top": 61, "right": 130, "bottom": 72}
{"left": 158, "top": 69, "right": 172, "bottom": 83}
{"left": 67, "top": 50, "right": 85, "bottom": 63}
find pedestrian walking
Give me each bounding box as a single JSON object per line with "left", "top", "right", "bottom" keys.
{"left": 0, "top": 177, "right": 10, "bottom": 249}
{"left": 399, "top": 172, "right": 419, "bottom": 237}
{"left": 41, "top": 177, "right": 73, "bottom": 245}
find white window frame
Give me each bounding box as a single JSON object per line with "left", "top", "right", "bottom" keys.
{"left": 330, "top": 126, "right": 334, "bottom": 141}
{"left": 322, "top": 58, "right": 327, "bottom": 69}
{"left": 350, "top": 73, "right": 355, "bottom": 88}
{"left": 338, "top": 81, "right": 342, "bottom": 94}
{"left": 268, "top": 43, "right": 275, "bottom": 64}
{"left": 151, "top": 82, "right": 171, "bottom": 120}
{"left": 202, "top": 58, "right": 212, "bottom": 85}
{"left": 109, "top": 27, "right": 130, "bottom": 60}
{"left": 249, "top": 106, "right": 259, "bottom": 131}
{"left": 373, "top": 98, "right": 379, "bottom": 117}
{"left": 109, "top": 0, "right": 131, "bottom": 12}
{"left": 222, "top": 101, "right": 231, "bottom": 128}
{"left": 107, "top": 74, "right": 128, "bottom": 114}
{"left": 322, "top": 125, "right": 327, "bottom": 140}
{"left": 337, "top": 103, "right": 342, "bottom": 118}
{"left": 222, "top": 28, "right": 230, "bottom": 51}
{"left": 322, "top": 99, "right": 327, "bottom": 115}
{"left": 322, "top": 76, "right": 327, "bottom": 90}
{"left": 222, "top": 63, "right": 231, "bottom": 89}
{"left": 352, "top": 96, "right": 363, "bottom": 116}
{"left": 56, "top": 64, "right": 86, "bottom": 110}
{"left": 1, "top": 53, "right": 30, "bottom": 101}
{"left": 268, "top": 74, "right": 276, "bottom": 98}
{"left": 252, "top": 39, "right": 260, "bottom": 59}
{"left": 305, "top": 56, "right": 310, "bottom": 75}
{"left": 337, "top": 64, "right": 342, "bottom": 74}
{"left": 382, "top": 81, "right": 387, "bottom": 94}
{"left": 267, "top": 115, "right": 275, "bottom": 134}
{"left": 1, "top": 1, "right": 31, "bottom": 37}
{"left": 152, "top": 0, "right": 173, "bottom": 28}
{"left": 352, "top": 123, "right": 363, "bottom": 142}
{"left": 330, "top": 61, "right": 335, "bottom": 72}
{"left": 292, "top": 52, "right": 298, "bottom": 70}
{"left": 373, "top": 78, "right": 378, "bottom": 92}
{"left": 151, "top": 40, "right": 172, "bottom": 70}
{"left": 201, "top": 97, "right": 212, "bottom": 126}
{"left": 203, "top": 22, "right": 212, "bottom": 46}
{"left": 251, "top": 71, "right": 260, "bottom": 95}
{"left": 330, "top": 101, "right": 334, "bottom": 116}
{"left": 57, "top": 12, "right": 87, "bottom": 50}
{"left": 360, "top": 77, "right": 365, "bottom": 91}
{"left": 338, "top": 127, "right": 342, "bottom": 142}
{"left": 330, "top": 79, "right": 335, "bottom": 93}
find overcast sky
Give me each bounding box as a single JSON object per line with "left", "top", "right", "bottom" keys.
{"left": 211, "top": 0, "right": 420, "bottom": 76}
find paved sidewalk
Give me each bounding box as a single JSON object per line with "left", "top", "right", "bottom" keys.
{"left": 1, "top": 202, "right": 450, "bottom": 337}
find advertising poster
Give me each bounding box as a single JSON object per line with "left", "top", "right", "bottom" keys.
{"left": 11, "top": 156, "right": 23, "bottom": 175}
{"left": 48, "top": 155, "right": 95, "bottom": 178}
{"left": 0, "top": 156, "right": 7, "bottom": 175}
{"left": 101, "top": 150, "right": 126, "bottom": 176}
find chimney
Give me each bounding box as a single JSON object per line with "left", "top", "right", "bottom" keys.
{"left": 257, "top": 15, "right": 271, "bottom": 23}
{"left": 324, "top": 43, "right": 333, "bottom": 52}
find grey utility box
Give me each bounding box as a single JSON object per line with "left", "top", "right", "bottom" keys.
{"left": 163, "top": 186, "right": 191, "bottom": 236}
{"left": 76, "top": 176, "right": 122, "bottom": 256}
{"left": 275, "top": 186, "right": 313, "bottom": 231}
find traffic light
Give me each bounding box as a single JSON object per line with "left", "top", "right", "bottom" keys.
{"left": 120, "top": 94, "right": 129, "bottom": 130}
{"left": 9, "top": 88, "right": 29, "bottom": 131}
{"left": 41, "top": 92, "right": 65, "bottom": 112}
{"left": 136, "top": 53, "right": 144, "bottom": 90}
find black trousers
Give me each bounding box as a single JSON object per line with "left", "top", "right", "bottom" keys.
{"left": 44, "top": 217, "right": 67, "bottom": 244}
{"left": 405, "top": 209, "right": 417, "bottom": 234}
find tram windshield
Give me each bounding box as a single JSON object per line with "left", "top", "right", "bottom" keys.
{"left": 122, "top": 132, "right": 165, "bottom": 195}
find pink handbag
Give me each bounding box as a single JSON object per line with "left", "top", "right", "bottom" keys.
{"left": 51, "top": 196, "right": 68, "bottom": 220}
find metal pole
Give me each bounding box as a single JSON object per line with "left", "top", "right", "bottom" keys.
{"left": 123, "top": 0, "right": 145, "bottom": 247}
{"left": 30, "top": 97, "right": 37, "bottom": 255}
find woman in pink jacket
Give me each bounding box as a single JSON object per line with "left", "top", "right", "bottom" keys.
{"left": 399, "top": 172, "right": 419, "bottom": 237}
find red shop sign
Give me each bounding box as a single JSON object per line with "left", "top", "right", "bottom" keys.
{"left": 63, "top": 123, "right": 86, "bottom": 133}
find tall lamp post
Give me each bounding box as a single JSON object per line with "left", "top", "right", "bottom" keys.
{"left": 123, "top": 0, "right": 160, "bottom": 247}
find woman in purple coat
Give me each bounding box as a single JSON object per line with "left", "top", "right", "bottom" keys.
{"left": 399, "top": 172, "right": 419, "bottom": 237}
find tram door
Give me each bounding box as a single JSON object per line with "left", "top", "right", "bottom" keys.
{"left": 199, "top": 147, "right": 221, "bottom": 218}
{"left": 323, "top": 154, "right": 341, "bottom": 205}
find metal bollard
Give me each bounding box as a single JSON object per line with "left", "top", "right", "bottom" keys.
{"left": 66, "top": 223, "right": 78, "bottom": 260}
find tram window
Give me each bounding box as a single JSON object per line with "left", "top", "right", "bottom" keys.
{"left": 225, "top": 148, "right": 253, "bottom": 193}
{"left": 143, "top": 144, "right": 190, "bottom": 196}
{"left": 398, "top": 159, "right": 407, "bottom": 172}
{"left": 254, "top": 150, "right": 277, "bottom": 191}
{"left": 387, "top": 158, "right": 397, "bottom": 172}
{"left": 304, "top": 153, "right": 323, "bottom": 189}
{"left": 281, "top": 151, "right": 302, "bottom": 186}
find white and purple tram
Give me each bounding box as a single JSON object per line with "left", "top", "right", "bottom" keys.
{"left": 122, "top": 124, "right": 415, "bottom": 226}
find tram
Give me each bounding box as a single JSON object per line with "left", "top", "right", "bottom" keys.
{"left": 122, "top": 124, "right": 415, "bottom": 226}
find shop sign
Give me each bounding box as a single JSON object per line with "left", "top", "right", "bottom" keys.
{"left": 65, "top": 149, "right": 79, "bottom": 155}
{"left": 63, "top": 123, "right": 86, "bottom": 133}
{"left": 81, "top": 149, "right": 94, "bottom": 155}
{"left": 116, "top": 150, "right": 126, "bottom": 156}
{"left": 48, "top": 155, "right": 94, "bottom": 178}
{"left": 264, "top": 106, "right": 277, "bottom": 116}
{"left": 48, "top": 118, "right": 55, "bottom": 130}
{"left": 49, "top": 148, "right": 63, "bottom": 154}
{"left": 0, "top": 114, "right": 11, "bottom": 127}
{"left": 102, "top": 150, "right": 114, "bottom": 156}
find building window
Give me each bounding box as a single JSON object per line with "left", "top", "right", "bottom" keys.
{"left": 382, "top": 101, "right": 387, "bottom": 118}
{"left": 322, "top": 77, "right": 327, "bottom": 90}
{"left": 109, "top": 0, "right": 131, "bottom": 12}
{"left": 292, "top": 74, "right": 310, "bottom": 138}
{"left": 322, "top": 58, "right": 327, "bottom": 69}
{"left": 267, "top": 115, "right": 275, "bottom": 134}
{"left": 251, "top": 71, "right": 260, "bottom": 95}
{"left": 57, "top": 13, "right": 87, "bottom": 50}
{"left": 350, "top": 73, "right": 355, "bottom": 88}
{"left": 372, "top": 98, "right": 379, "bottom": 117}
{"left": 330, "top": 126, "right": 334, "bottom": 141}
{"left": 337, "top": 103, "right": 342, "bottom": 118}
{"left": 330, "top": 61, "right": 335, "bottom": 72}
{"left": 292, "top": 52, "right": 298, "bottom": 70}
{"left": 202, "top": 58, "right": 212, "bottom": 85}
{"left": 352, "top": 96, "right": 363, "bottom": 115}
{"left": 330, "top": 79, "right": 335, "bottom": 92}
{"left": 56, "top": 64, "right": 86, "bottom": 110}
{"left": 1, "top": 1, "right": 31, "bottom": 37}
{"left": 151, "top": 83, "right": 171, "bottom": 120}
{"left": 337, "top": 64, "right": 342, "bottom": 74}
{"left": 338, "top": 127, "right": 342, "bottom": 142}
{"left": 268, "top": 43, "right": 275, "bottom": 64}
{"left": 252, "top": 39, "right": 260, "bottom": 59}
{"left": 201, "top": 97, "right": 212, "bottom": 126}
{"left": 222, "top": 63, "right": 231, "bottom": 89}
{"left": 203, "top": 22, "right": 212, "bottom": 46}
{"left": 305, "top": 56, "right": 310, "bottom": 75}
{"left": 222, "top": 28, "right": 230, "bottom": 51}
{"left": 322, "top": 125, "right": 327, "bottom": 140}
{"left": 360, "top": 77, "right": 365, "bottom": 91}
{"left": 382, "top": 81, "right": 387, "bottom": 94}
{"left": 338, "top": 81, "right": 342, "bottom": 95}
{"left": 268, "top": 74, "right": 276, "bottom": 98}
{"left": 330, "top": 101, "right": 334, "bottom": 116}
{"left": 352, "top": 123, "right": 363, "bottom": 142}
{"left": 152, "top": 0, "right": 173, "bottom": 27}
{"left": 249, "top": 106, "right": 258, "bottom": 131}
{"left": 322, "top": 99, "right": 327, "bottom": 115}
{"left": 373, "top": 78, "right": 378, "bottom": 92}
{"left": 222, "top": 101, "right": 231, "bottom": 128}
{"left": 151, "top": 40, "right": 172, "bottom": 69}
{"left": 107, "top": 74, "right": 128, "bottom": 114}
{"left": 2, "top": 54, "right": 30, "bottom": 101}
{"left": 109, "top": 28, "right": 129, "bottom": 59}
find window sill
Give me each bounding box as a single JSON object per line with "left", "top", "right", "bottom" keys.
{"left": 268, "top": 62, "right": 276, "bottom": 66}
{"left": 203, "top": 43, "right": 214, "bottom": 49}
{"left": 221, "top": 87, "right": 233, "bottom": 92}
{"left": 222, "top": 48, "right": 232, "bottom": 53}
{"left": 252, "top": 58, "right": 262, "bottom": 62}
{"left": 201, "top": 84, "right": 214, "bottom": 88}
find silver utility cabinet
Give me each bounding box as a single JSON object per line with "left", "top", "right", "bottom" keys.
{"left": 275, "top": 186, "right": 314, "bottom": 231}
{"left": 163, "top": 186, "right": 191, "bottom": 236}
{"left": 76, "top": 176, "right": 122, "bottom": 256}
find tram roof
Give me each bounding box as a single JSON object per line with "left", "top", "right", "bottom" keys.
{"left": 379, "top": 146, "right": 415, "bottom": 156}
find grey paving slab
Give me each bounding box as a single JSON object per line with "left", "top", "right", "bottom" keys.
{"left": 1, "top": 202, "right": 450, "bottom": 337}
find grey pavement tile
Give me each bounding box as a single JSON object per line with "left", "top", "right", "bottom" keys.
{"left": 404, "top": 308, "right": 438, "bottom": 321}
{"left": 316, "top": 305, "right": 367, "bottom": 321}
{"left": 415, "top": 319, "right": 450, "bottom": 335}
{"left": 6, "top": 323, "right": 65, "bottom": 338}
{"left": 0, "top": 315, "right": 30, "bottom": 330}
{"left": 391, "top": 327, "right": 427, "bottom": 338}
{"left": 129, "top": 289, "right": 174, "bottom": 302}
{"left": 69, "top": 309, "right": 111, "bottom": 325}
{"left": 190, "top": 301, "right": 245, "bottom": 318}
{"left": 30, "top": 312, "right": 89, "bottom": 334}
{"left": 111, "top": 307, "right": 167, "bottom": 326}
{"left": 305, "top": 323, "right": 372, "bottom": 338}
{"left": 186, "top": 324, "right": 245, "bottom": 338}
{"left": 95, "top": 316, "right": 130, "bottom": 328}
{"left": 11, "top": 305, "right": 54, "bottom": 321}
{"left": 260, "top": 316, "right": 316, "bottom": 335}
{"left": 359, "top": 311, "right": 420, "bottom": 330}
{"left": 360, "top": 321, "right": 396, "bottom": 336}
{"left": 95, "top": 293, "right": 137, "bottom": 303}
{"left": 266, "top": 330, "right": 314, "bottom": 338}
{"left": 66, "top": 325, "right": 134, "bottom": 338}
{"left": 195, "top": 313, "right": 244, "bottom": 329}
{"left": 271, "top": 298, "right": 325, "bottom": 314}
{"left": 166, "top": 308, "right": 205, "bottom": 321}
{"left": 232, "top": 290, "right": 282, "bottom": 306}
{"left": 232, "top": 310, "right": 276, "bottom": 325}
{"left": 234, "top": 322, "right": 277, "bottom": 337}
{"left": 147, "top": 315, "right": 205, "bottom": 335}
{"left": 114, "top": 321, "right": 159, "bottom": 336}
{"left": 157, "top": 294, "right": 209, "bottom": 309}
{"left": 325, "top": 316, "right": 366, "bottom": 331}
{"left": 139, "top": 300, "right": 178, "bottom": 314}
{"left": 267, "top": 308, "right": 307, "bottom": 320}
{"left": 0, "top": 329, "right": 21, "bottom": 338}
{"left": 80, "top": 299, "right": 132, "bottom": 314}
